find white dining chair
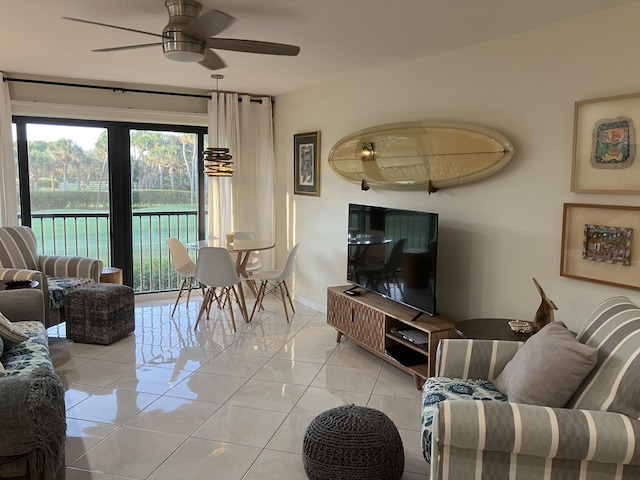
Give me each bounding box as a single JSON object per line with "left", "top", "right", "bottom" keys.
{"left": 166, "top": 238, "right": 203, "bottom": 316}
{"left": 249, "top": 243, "right": 301, "bottom": 323}
{"left": 194, "top": 247, "right": 247, "bottom": 331}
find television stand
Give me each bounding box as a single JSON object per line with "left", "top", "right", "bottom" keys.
{"left": 410, "top": 311, "right": 425, "bottom": 322}
{"left": 327, "top": 286, "right": 457, "bottom": 389}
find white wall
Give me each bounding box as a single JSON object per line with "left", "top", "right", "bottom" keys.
{"left": 273, "top": 3, "right": 640, "bottom": 331}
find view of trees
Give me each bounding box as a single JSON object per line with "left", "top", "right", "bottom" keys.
{"left": 16, "top": 130, "right": 199, "bottom": 202}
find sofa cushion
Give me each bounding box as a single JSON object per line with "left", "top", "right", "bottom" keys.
{"left": 0, "top": 310, "right": 29, "bottom": 347}
{"left": 493, "top": 322, "right": 597, "bottom": 408}
{"left": 421, "top": 377, "right": 507, "bottom": 463}
{"left": 0, "top": 336, "right": 4, "bottom": 377}
{"left": 568, "top": 296, "right": 640, "bottom": 418}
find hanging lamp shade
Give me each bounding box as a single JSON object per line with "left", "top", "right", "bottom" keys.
{"left": 203, "top": 147, "right": 233, "bottom": 177}
{"left": 204, "top": 74, "right": 233, "bottom": 177}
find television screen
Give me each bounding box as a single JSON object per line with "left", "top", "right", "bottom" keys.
{"left": 347, "top": 203, "right": 438, "bottom": 317}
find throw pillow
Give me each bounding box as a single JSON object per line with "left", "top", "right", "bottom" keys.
{"left": 0, "top": 310, "right": 29, "bottom": 347}
{"left": 493, "top": 322, "right": 597, "bottom": 407}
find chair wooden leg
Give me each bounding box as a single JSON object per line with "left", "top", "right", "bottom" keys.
{"left": 278, "top": 283, "right": 290, "bottom": 323}
{"left": 282, "top": 280, "right": 295, "bottom": 314}
{"left": 249, "top": 281, "right": 267, "bottom": 322}
{"left": 186, "top": 277, "right": 193, "bottom": 305}
{"left": 172, "top": 277, "right": 188, "bottom": 316}
{"left": 227, "top": 286, "right": 237, "bottom": 332}
{"left": 194, "top": 288, "right": 212, "bottom": 330}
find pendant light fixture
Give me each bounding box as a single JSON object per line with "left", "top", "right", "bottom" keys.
{"left": 203, "top": 74, "right": 233, "bottom": 177}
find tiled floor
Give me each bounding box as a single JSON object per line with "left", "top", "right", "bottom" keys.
{"left": 48, "top": 292, "right": 430, "bottom": 479}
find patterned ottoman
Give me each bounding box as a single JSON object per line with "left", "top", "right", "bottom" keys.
{"left": 302, "top": 405, "right": 404, "bottom": 480}
{"left": 65, "top": 283, "right": 135, "bottom": 345}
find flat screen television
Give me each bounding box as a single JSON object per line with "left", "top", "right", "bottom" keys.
{"left": 347, "top": 203, "right": 438, "bottom": 318}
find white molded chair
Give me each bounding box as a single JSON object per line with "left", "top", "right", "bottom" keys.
{"left": 249, "top": 243, "right": 301, "bottom": 323}
{"left": 194, "top": 247, "right": 247, "bottom": 331}
{"left": 166, "top": 238, "right": 201, "bottom": 316}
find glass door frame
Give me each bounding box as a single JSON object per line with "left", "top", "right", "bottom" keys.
{"left": 13, "top": 116, "right": 207, "bottom": 288}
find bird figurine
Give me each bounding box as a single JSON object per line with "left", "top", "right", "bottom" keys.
{"left": 532, "top": 277, "right": 558, "bottom": 332}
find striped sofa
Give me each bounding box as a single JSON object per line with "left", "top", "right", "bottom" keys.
{"left": 422, "top": 296, "right": 640, "bottom": 479}
{"left": 0, "top": 226, "right": 103, "bottom": 327}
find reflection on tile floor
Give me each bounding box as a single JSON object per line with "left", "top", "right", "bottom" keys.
{"left": 49, "top": 294, "right": 430, "bottom": 479}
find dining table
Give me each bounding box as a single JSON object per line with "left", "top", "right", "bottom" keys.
{"left": 186, "top": 238, "right": 275, "bottom": 318}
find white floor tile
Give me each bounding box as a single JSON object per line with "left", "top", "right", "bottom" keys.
{"left": 66, "top": 388, "right": 160, "bottom": 425}
{"left": 311, "top": 363, "right": 382, "bottom": 393}
{"left": 243, "top": 449, "right": 308, "bottom": 480}
{"left": 70, "top": 426, "right": 186, "bottom": 478}
{"left": 125, "top": 395, "right": 222, "bottom": 436}
{"left": 252, "top": 357, "right": 323, "bottom": 385}
{"left": 226, "top": 379, "right": 307, "bottom": 413}
{"left": 167, "top": 371, "right": 247, "bottom": 403}
{"left": 146, "top": 437, "right": 261, "bottom": 480}
{"left": 196, "top": 353, "right": 269, "bottom": 378}
{"left": 193, "top": 404, "right": 287, "bottom": 447}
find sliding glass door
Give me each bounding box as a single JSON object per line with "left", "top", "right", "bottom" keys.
{"left": 12, "top": 117, "right": 206, "bottom": 293}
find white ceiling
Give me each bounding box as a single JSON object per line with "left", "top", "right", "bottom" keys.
{"left": 1, "top": 0, "right": 638, "bottom": 96}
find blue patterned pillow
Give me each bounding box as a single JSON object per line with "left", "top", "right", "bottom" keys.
{"left": 421, "top": 377, "right": 508, "bottom": 463}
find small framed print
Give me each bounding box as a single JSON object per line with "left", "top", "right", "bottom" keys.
{"left": 572, "top": 93, "right": 640, "bottom": 193}
{"left": 294, "top": 131, "right": 320, "bottom": 196}
{"left": 561, "top": 203, "right": 640, "bottom": 290}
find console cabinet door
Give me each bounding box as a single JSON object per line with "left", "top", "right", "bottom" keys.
{"left": 327, "top": 288, "right": 352, "bottom": 336}
{"left": 350, "top": 302, "right": 385, "bottom": 353}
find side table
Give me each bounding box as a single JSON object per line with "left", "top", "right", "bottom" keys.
{"left": 100, "top": 267, "right": 123, "bottom": 284}
{"left": 455, "top": 318, "right": 532, "bottom": 342}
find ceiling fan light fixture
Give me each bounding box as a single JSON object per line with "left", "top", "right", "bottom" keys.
{"left": 162, "top": 29, "right": 206, "bottom": 61}
{"left": 164, "top": 48, "right": 205, "bottom": 62}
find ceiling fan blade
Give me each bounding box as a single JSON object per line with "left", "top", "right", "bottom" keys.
{"left": 207, "top": 38, "right": 300, "bottom": 56}
{"left": 92, "top": 43, "right": 162, "bottom": 53}
{"left": 182, "top": 10, "right": 236, "bottom": 41}
{"left": 199, "top": 50, "right": 226, "bottom": 71}
{"left": 63, "top": 16, "right": 166, "bottom": 39}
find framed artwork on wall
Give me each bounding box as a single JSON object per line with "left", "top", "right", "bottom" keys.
{"left": 561, "top": 203, "right": 640, "bottom": 290}
{"left": 572, "top": 92, "right": 640, "bottom": 193}
{"left": 294, "top": 131, "right": 320, "bottom": 196}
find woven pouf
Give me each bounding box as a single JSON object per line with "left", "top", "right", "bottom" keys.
{"left": 302, "top": 405, "right": 404, "bottom": 480}
{"left": 65, "top": 283, "right": 135, "bottom": 345}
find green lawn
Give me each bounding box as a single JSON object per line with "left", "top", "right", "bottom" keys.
{"left": 31, "top": 206, "right": 199, "bottom": 292}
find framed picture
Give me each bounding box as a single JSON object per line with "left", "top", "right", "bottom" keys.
{"left": 561, "top": 203, "right": 640, "bottom": 290}
{"left": 572, "top": 92, "right": 640, "bottom": 193}
{"left": 294, "top": 131, "right": 320, "bottom": 196}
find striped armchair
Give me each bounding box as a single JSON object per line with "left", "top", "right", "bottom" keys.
{"left": 422, "top": 296, "right": 640, "bottom": 479}
{"left": 0, "top": 226, "right": 103, "bottom": 327}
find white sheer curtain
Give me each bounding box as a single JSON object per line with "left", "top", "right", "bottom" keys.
{"left": 207, "top": 92, "right": 236, "bottom": 241}
{"left": 207, "top": 92, "right": 275, "bottom": 267}
{"left": 0, "top": 74, "right": 18, "bottom": 226}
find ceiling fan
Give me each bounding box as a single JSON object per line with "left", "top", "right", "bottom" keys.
{"left": 63, "top": 0, "right": 300, "bottom": 71}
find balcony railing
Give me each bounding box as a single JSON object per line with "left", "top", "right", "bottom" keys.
{"left": 30, "top": 211, "right": 198, "bottom": 293}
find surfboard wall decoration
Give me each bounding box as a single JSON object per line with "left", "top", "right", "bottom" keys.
{"left": 327, "top": 121, "right": 514, "bottom": 192}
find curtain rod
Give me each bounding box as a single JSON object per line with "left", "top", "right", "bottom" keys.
{"left": 3, "top": 77, "right": 266, "bottom": 103}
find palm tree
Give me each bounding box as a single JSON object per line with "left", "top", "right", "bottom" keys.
{"left": 47, "top": 138, "right": 83, "bottom": 192}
